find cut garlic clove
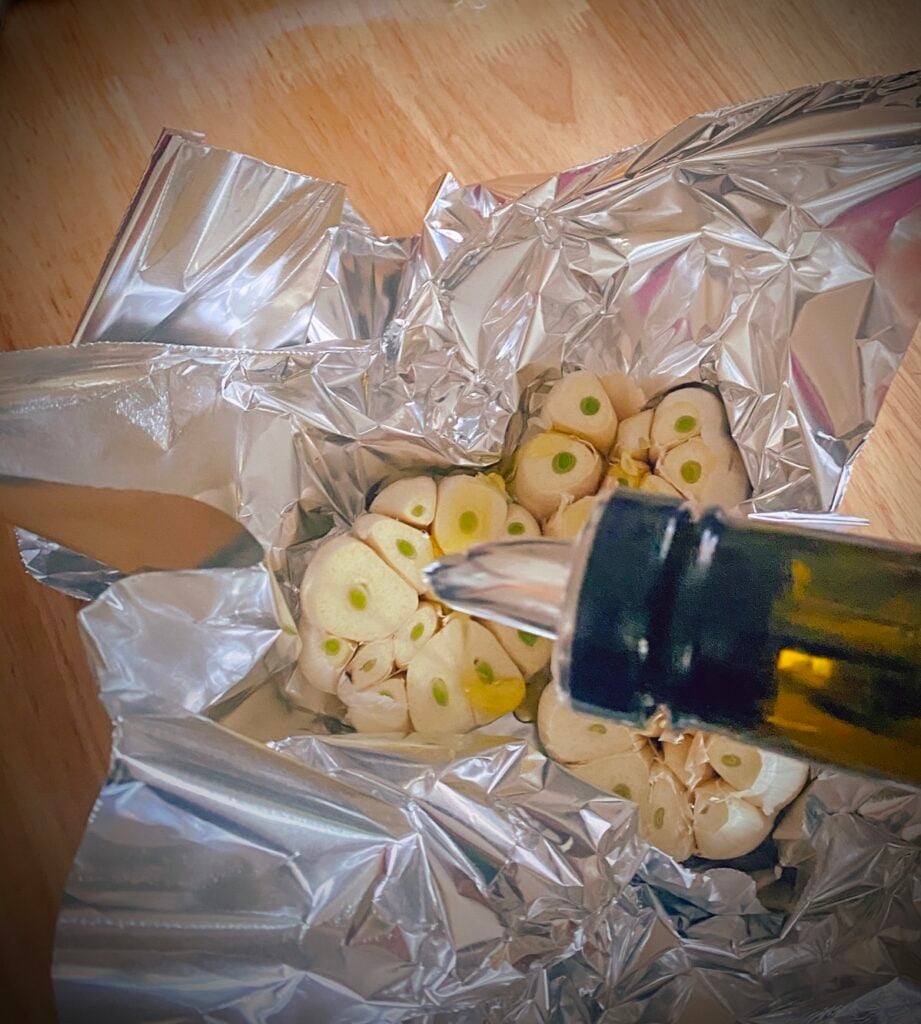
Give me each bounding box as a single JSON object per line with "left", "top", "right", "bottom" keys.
{"left": 545, "top": 370, "right": 618, "bottom": 450}
{"left": 640, "top": 763, "right": 694, "bottom": 862}
{"left": 344, "top": 675, "right": 411, "bottom": 733}
{"left": 353, "top": 513, "right": 435, "bottom": 594}
{"left": 544, "top": 495, "right": 598, "bottom": 539}
{"left": 656, "top": 436, "right": 739, "bottom": 502}
{"left": 297, "top": 621, "right": 356, "bottom": 694}
{"left": 638, "top": 473, "right": 683, "bottom": 498}
{"left": 300, "top": 536, "right": 418, "bottom": 643}
{"left": 693, "top": 779, "right": 773, "bottom": 860}
{"left": 346, "top": 637, "right": 395, "bottom": 690}
{"left": 460, "top": 619, "right": 526, "bottom": 725}
{"left": 503, "top": 503, "right": 541, "bottom": 540}
{"left": 513, "top": 431, "right": 603, "bottom": 520}
{"left": 706, "top": 735, "right": 809, "bottom": 816}
{"left": 370, "top": 475, "right": 437, "bottom": 527}
{"left": 599, "top": 371, "right": 646, "bottom": 420}
{"left": 393, "top": 602, "right": 440, "bottom": 668}
{"left": 284, "top": 670, "right": 347, "bottom": 717}
{"left": 406, "top": 618, "right": 476, "bottom": 733}
{"left": 661, "top": 731, "right": 715, "bottom": 790}
{"left": 570, "top": 745, "right": 655, "bottom": 812}
{"left": 650, "top": 386, "right": 727, "bottom": 456}
{"left": 482, "top": 620, "right": 551, "bottom": 679}
{"left": 612, "top": 409, "right": 654, "bottom": 462}
{"left": 432, "top": 474, "right": 508, "bottom": 554}
{"left": 537, "top": 681, "right": 643, "bottom": 763}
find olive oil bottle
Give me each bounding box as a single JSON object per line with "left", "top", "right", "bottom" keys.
{"left": 565, "top": 492, "right": 921, "bottom": 783}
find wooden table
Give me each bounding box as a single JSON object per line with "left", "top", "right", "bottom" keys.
{"left": 1, "top": 1, "right": 919, "bottom": 1019}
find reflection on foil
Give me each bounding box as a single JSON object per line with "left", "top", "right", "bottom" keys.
{"left": 1, "top": 71, "right": 920, "bottom": 1022}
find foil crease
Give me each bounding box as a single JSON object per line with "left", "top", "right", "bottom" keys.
{"left": 0, "top": 71, "right": 919, "bottom": 1021}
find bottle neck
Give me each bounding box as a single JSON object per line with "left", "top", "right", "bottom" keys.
{"left": 563, "top": 491, "right": 921, "bottom": 783}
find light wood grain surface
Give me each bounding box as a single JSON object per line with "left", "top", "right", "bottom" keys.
{"left": 1, "top": 1, "right": 920, "bottom": 1019}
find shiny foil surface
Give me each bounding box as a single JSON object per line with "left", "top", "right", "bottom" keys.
{"left": 0, "top": 72, "right": 920, "bottom": 1022}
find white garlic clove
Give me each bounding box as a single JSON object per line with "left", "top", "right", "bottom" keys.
{"left": 537, "top": 681, "right": 643, "bottom": 763}
{"left": 640, "top": 763, "right": 695, "bottom": 862}
{"left": 482, "top": 619, "right": 551, "bottom": 679}
{"left": 650, "top": 386, "right": 727, "bottom": 456}
{"left": 432, "top": 474, "right": 508, "bottom": 554}
{"left": 599, "top": 371, "right": 646, "bottom": 420}
{"left": 346, "top": 637, "right": 396, "bottom": 691}
{"left": 545, "top": 370, "right": 618, "bottom": 450}
{"left": 503, "top": 503, "right": 542, "bottom": 540}
{"left": 513, "top": 431, "right": 603, "bottom": 520}
{"left": 406, "top": 618, "right": 476, "bottom": 733}
{"left": 344, "top": 674, "right": 411, "bottom": 733}
{"left": 300, "top": 536, "right": 418, "bottom": 643}
{"left": 353, "top": 513, "right": 435, "bottom": 594}
{"left": 393, "top": 602, "right": 440, "bottom": 668}
{"left": 692, "top": 779, "right": 773, "bottom": 860}
{"left": 706, "top": 735, "right": 809, "bottom": 816}
{"left": 370, "top": 475, "right": 437, "bottom": 527}
{"left": 570, "top": 745, "right": 655, "bottom": 813}
{"left": 296, "top": 621, "right": 356, "bottom": 694}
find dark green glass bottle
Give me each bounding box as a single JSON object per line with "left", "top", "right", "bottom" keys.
{"left": 565, "top": 491, "right": 921, "bottom": 783}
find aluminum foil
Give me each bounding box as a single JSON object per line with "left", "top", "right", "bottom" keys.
{"left": 1, "top": 71, "right": 920, "bottom": 1022}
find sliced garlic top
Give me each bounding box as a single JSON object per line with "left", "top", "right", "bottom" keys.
{"left": 458, "top": 618, "right": 526, "bottom": 725}
{"left": 297, "top": 620, "right": 356, "bottom": 694}
{"left": 370, "top": 475, "right": 437, "bottom": 527}
{"left": 353, "top": 513, "right": 435, "bottom": 594}
{"left": 656, "top": 436, "right": 730, "bottom": 502}
{"left": 483, "top": 620, "right": 552, "bottom": 678}
{"left": 650, "top": 386, "right": 727, "bottom": 456}
{"left": 640, "top": 763, "right": 694, "bottom": 862}
{"left": 706, "top": 735, "right": 808, "bottom": 816}
{"left": 347, "top": 637, "right": 396, "bottom": 690}
{"left": 300, "top": 535, "right": 418, "bottom": 643}
{"left": 537, "top": 681, "right": 643, "bottom": 763}
{"left": 692, "top": 779, "right": 773, "bottom": 860}
{"left": 545, "top": 370, "right": 617, "bottom": 450}
{"left": 503, "top": 503, "right": 541, "bottom": 540}
{"left": 406, "top": 618, "right": 476, "bottom": 733}
{"left": 393, "top": 601, "right": 440, "bottom": 668}
{"left": 513, "top": 431, "right": 603, "bottom": 520}
{"left": 570, "top": 745, "right": 655, "bottom": 812}
{"left": 432, "top": 474, "right": 508, "bottom": 554}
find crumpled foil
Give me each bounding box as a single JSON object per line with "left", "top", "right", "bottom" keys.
{"left": 1, "top": 71, "right": 920, "bottom": 1022}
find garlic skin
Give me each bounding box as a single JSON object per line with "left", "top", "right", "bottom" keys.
{"left": 661, "top": 731, "right": 715, "bottom": 790}
{"left": 544, "top": 370, "right": 618, "bottom": 450}
{"left": 599, "top": 371, "right": 646, "bottom": 420}
{"left": 612, "top": 409, "right": 654, "bottom": 462}
{"left": 692, "top": 779, "right": 773, "bottom": 860}
{"left": 370, "top": 475, "right": 437, "bottom": 527}
{"left": 706, "top": 735, "right": 809, "bottom": 816}
{"left": 538, "top": 682, "right": 643, "bottom": 764}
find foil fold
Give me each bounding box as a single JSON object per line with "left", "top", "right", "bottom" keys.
{"left": 1, "top": 71, "right": 920, "bottom": 1021}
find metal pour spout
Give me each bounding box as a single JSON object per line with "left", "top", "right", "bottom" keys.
{"left": 424, "top": 538, "right": 574, "bottom": 639}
